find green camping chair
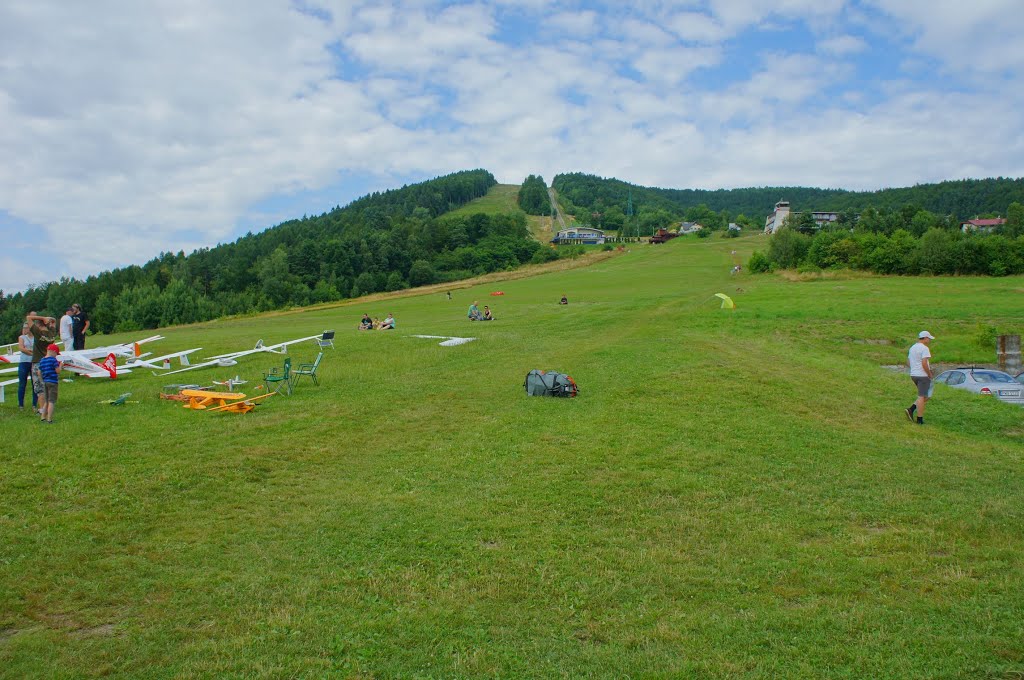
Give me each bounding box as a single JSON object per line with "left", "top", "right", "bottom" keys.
{"left": 263, "top": 357, "right": 292, "bottom": 395}
{"left": 292, "top": 352, "right": 323, "bottom": 387}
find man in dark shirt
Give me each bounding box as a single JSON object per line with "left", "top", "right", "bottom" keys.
{"left": 71, "top": 303, "right": 90, "bottom": 350}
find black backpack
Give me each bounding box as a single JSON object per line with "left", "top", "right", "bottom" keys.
{"left": 524, "top": 370, "right": 579, "bottom": 398}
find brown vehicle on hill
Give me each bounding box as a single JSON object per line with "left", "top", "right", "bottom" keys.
{"left": 650, "top": 228, "right": 678, "bottom": 244}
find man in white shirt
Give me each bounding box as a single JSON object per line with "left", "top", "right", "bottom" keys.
{"left": 59, "top": 307, "right": 75, "bottom": 352}
{"left": 906, "top": 331, "right": 935, "bottom": 425}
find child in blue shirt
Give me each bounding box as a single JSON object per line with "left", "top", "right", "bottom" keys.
{"left": 37, "top": 344, "right": 61, "bottom": 424}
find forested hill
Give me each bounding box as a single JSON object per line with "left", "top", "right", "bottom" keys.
{"left": 0, "top": 169, "right": 558, "bottom": 340}
{"left": 554, "top": 173, "right": 1024, "bottom": 226}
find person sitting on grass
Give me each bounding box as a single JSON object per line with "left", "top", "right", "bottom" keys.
{"left": 468, "top": 301, "right": 482, "bottom": 320}
{"left": 559, "top": 294, "right": 568, "bottom": 305}
{"left": 380, "top": 313, "right": 395, "bottom": 330}
{"left": 37, "top": 343, "right": 61, "bottom": 424}
{"left": 482, "top": 306, "right": 494, "bottom": 321}
{"left": 359, "top": 313, "right": 373, "bottom": 330}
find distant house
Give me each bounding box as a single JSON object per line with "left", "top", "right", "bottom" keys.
{"left": 728, "top": 222, "right": 741, "bottom": 231}
{"left": 678, "top": 221, "right": 704, "bottom": 234}
{"left": 764, "top": 200, "right": 839, "bottom": 234}
{"left": 551, "top": 226, "right": 605, "bottom": 244}
{"left": 961, "top": 218, "right": 1006, "bottom": 233}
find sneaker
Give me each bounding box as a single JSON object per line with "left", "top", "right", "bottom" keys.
{"left": 904, "top": 407, "right": 914, "bottom": 422}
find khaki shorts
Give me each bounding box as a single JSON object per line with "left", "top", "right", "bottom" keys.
{"left": 912, "top": 376, "right": 931, "bottom": 398}
{"left": 44, "top": 382, "right": 58, "bottom": 404}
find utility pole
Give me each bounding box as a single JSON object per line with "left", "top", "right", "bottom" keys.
{"left": 626, "top": 189, "right": 634, "bottom": 238}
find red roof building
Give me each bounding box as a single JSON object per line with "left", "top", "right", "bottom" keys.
{"left": 961, "top": 218, "right": 1006, "bottom": 232}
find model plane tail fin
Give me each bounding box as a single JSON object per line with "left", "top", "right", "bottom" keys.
{"left": 102, "top": 353, "right": 117, "bottom": 379}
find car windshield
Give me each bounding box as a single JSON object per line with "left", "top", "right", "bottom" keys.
{"left": 971, "top": 371, "right": 1015, "bottom": 383}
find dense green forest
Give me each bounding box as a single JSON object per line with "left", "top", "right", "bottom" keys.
{"left": 553, "top": 173, "right": 1024, "bottom": 235}
{"left": 0, "top": 170, "right": 562, "bottom": 342}
{"left": 517, "top": 175, "right": 551, "bottom": 216}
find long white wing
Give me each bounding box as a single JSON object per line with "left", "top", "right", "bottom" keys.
{"left": 162, "top": 334, "right": 320, "bottom": 375}
{"left": 158, "top": 357, "right": 238, "bottom": 376}
{"left": 122, "top": 348, "right": 202, "bottom": 370}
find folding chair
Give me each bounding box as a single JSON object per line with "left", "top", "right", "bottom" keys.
{"left": 318, "top": 330, "right": 335, "bottom": 349}
{"left": 263, "top": 357, "right": 292, "bottom": 395}
{"left": 292, "top": 353, "right": 323, "bottom": 386}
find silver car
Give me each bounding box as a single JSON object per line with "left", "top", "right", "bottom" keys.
{"left": 934, "top": 368, "right": 1024, "bottom": 405}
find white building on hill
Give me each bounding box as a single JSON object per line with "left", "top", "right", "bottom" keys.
{"left": 764, "top": 201, "right": 791, "bottom": 234}
{"left": 764, "top": 200, "right": 840, "bottom": 234}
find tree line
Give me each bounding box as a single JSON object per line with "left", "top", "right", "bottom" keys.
{"left": 0, "top": 169, "right": 563, "bottom": 342}
{"left": 517, "top": 175, "right": 551, "bottom": 216}
{"left": 552, "top": 173, "right": 1024, "bottom": 236}
{"left": 749, "top": 202, "right": 1024, "bottom": 276}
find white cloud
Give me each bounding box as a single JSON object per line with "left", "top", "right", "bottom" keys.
{"left": 0, "top": 255, "right": 50, "bottom": 293}
{"left": 665, "top": 11, "right": 730, "bottom": 43}
{"left": 547, "top": 10, "right": 600, "bottom": 36}
{"left": 817, "top": 34, "right": 868, "bottom": 56}
{"left": 864, "top": 0, "right": 1024, "bottom": 73}
{"left": 0, "top": 0, "right": 1023, "bottom": 292}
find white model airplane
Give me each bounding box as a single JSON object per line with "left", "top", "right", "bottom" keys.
{"left": 0, "top": 335, "right": 166, "bottom": 379}
{"left": 212, "top": 375, "right": 248, "bottom": 390}
{"left": 158, "top": 334, "right": 322, "bottom": 375}
{"left": 59, "top": 352, "right": 125, "bottom": 379}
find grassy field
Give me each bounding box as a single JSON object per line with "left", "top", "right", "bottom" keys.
{"left": 1, "top": 234, "right": 1022, "bottom": 678}
{"left": 448, "top": 183, "right": 555, "bottom": 242}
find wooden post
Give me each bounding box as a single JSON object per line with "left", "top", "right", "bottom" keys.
{"left": 997, "top": 334, "right": 1021, "bottom": 374}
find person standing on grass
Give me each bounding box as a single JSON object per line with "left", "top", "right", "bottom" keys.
{"left": 26, "top": 312, "right": 56, "bottom": 417}
{"left": 16, "top": 322, "right": 38, "bottom": 412}
{"left": 36, "top": 344, "right": 61, "bottom": 424}
{"left": 59, "top": 307, "right": 74, "bottom": 352}
{"left": 906, "top": 331, "right": 935, "bottom": 425}
{"left": 71, "top": 303, "right": 89, "bottom": 350}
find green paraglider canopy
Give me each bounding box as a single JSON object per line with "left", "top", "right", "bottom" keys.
{"left": 714, "top": 293, "right": 735, "bottom": 309}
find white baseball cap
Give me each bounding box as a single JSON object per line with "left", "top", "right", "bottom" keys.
{"left": 918, "top": 331, "right": 935, "bottom": 339}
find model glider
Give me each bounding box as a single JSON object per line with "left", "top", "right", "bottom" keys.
{"left": 121, "top": 348, "right": 202, "bottom": 371}
{"left": 714, "top": 293, "right": 735, "bottom": 309}
{"left": 159, "top": 334, "right": 322, "bottom": 376}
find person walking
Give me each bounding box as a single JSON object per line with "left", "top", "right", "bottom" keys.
{"left": 906, "top": 331, "right": 935, "bottom": 425}
{"left": 16, "top": 322, "right": 38, "bottom": 412}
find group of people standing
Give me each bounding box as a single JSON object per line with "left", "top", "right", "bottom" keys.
{"left": 359, "top": 312, "right": 395, "bottom": 330}
{"left": 59, "top": 303, "right": 90, "bottom": 351}
{"left": 17, "top": 311, "right": 69, "bottom": 423}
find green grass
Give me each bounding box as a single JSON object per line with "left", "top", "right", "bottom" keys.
{"left": 448, "top": 183, "right": 555, "bottom": 242}
{"left": 2, "top": 235, "right": 1023, "bottom": 678}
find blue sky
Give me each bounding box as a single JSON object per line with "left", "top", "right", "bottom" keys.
{"left": 1, "top": 0, "right": 1023, "bottom": 292}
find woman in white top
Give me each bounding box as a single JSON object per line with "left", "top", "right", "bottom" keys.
{"left": 17, "top": 323, "right": 37, "bottom": 410}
